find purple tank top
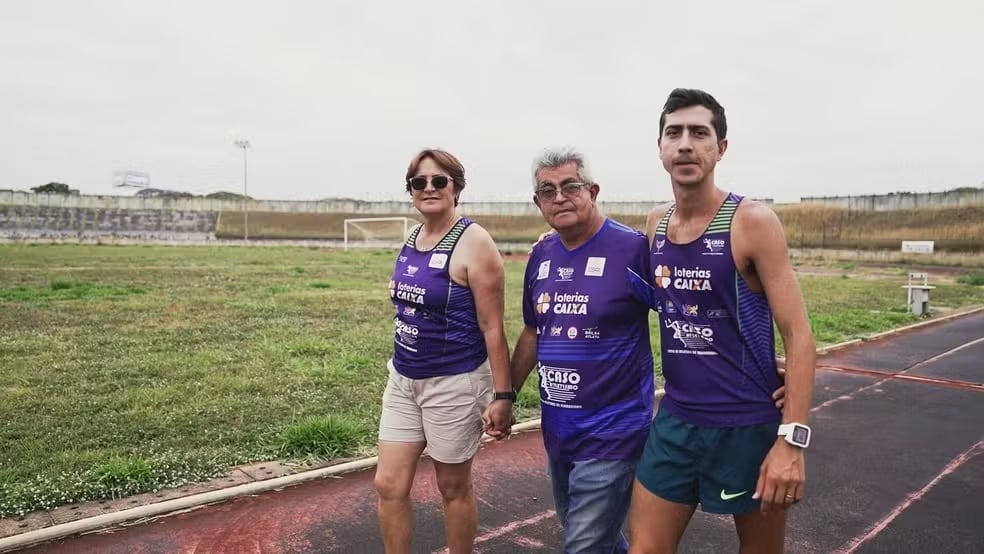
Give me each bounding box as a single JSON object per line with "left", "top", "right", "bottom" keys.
{"left": 651, "top": 193, "right": 782, "bottom": 426}
{"left": 389, "top": 217, "right": 487, "bottom": 379}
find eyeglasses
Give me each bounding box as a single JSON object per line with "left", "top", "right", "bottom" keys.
{"left": 408, "top": 175, "right": 452, "bottom": 191}
{"left": 535, "top": 182, "right": 589, "bottom": 201}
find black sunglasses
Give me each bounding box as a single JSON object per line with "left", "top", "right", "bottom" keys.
{"left": 408, "top": 175, "right": 452, "bottom": 191}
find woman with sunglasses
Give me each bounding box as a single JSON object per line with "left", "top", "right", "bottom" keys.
{"left": 373, "top": 149, "right": 514, "bottom": 554}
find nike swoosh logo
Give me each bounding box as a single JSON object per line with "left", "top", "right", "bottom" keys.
{"left": 720, "top": 490, "right": 748, "bottom": 501}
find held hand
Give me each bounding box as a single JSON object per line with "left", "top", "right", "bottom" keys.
{"left": 482, "top": 400, "right": 513, "bottom": 440}
{"left": 772, "top": 385, "right": 786, "bottom": 410}
{"left": 753, "top": 439, "right": 805, "bottom": 513}
{"left": 772, "top": 365, "right": 786, "bottom": 410}
{"left": 530, "top": 229, "right": 556, "bottom": 251}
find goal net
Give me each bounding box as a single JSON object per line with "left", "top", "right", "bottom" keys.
{"left": 343, "top": 217, "right": 416, "bottom": 251}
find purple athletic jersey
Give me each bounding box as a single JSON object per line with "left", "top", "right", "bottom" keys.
{"left": 650, "top": 193, "right": 782, "bottom": 426}
{"left": 389, "top": 218, "right": 487, "bottom": 379}
{"left": 523, "top": 219, "right": 655, "bottom": 462}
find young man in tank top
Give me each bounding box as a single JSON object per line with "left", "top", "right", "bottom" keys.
{"left": 628, "top": 89, "right": 817, "bottom": 553}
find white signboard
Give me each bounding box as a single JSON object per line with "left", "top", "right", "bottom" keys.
{"left": 901, "top": 241, "right": 934, "bottom": 254}
{"left": 113, "top": 170, "right": 151, "bottom": 188}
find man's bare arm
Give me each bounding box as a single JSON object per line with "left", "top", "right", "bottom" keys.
{"left": 739, "top": 203, "right": 815, "bottom": 424}
{"left": 510, "top": 326, "right": 539, "bottom": 395}
{"left": 736, "top": 202, "right": 816, "bottom": 512}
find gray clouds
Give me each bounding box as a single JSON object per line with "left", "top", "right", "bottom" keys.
{"left": 1, "top": 1, "right": 981, "bottom": 203}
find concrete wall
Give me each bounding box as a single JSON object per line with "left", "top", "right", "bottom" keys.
{"left": 801, "top": 189, "right": 984, "bottom": 211}
{"left": 9, "top": 188, "right": 980, "bottom": 215}
{"left": 0, "top": 191, "right": 670, "bottom": 216}
{"left": 0, "top": 191, "right": 413, "bottom": 214}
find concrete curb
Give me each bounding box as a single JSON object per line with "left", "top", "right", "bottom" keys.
{"left": 2, "top": 305, "right": 981, "bottom": 552}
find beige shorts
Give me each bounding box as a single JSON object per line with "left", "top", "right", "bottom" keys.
{"left": 378, "top": 359, "right": 493, "bottom": 464}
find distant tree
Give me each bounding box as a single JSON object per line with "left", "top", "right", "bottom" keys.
{"left": 134, "top": 188, "right": 195, "bottom": 198}
{"left": 946, "top": 186, "right": 983, "bottom": 194}
{"left": 31, "top": 182, "right": 79, "bottom": 194}
{"left": 205, "top": 191, "right": 253, "bottom": 200}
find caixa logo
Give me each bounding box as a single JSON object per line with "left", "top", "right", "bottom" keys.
{"left": 552, "top": 292, "right": 590, "bottom": 315}
{"left": 654, "top": 265, "right": 713, "bottom": 291}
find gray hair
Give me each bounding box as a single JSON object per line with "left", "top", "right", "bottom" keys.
{"left": 531, "top": 147, "right": 595, "bottom": 191}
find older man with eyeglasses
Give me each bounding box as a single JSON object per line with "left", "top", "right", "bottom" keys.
{"left": 510, "top": 147, "right": 656, "bottom": 554}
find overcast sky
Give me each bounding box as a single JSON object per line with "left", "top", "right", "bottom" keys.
{"left": 2, "top": 1, "right": 982, "bottom": 203}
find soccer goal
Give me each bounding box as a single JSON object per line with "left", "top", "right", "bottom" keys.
{"left": 343, "top": 217, "right": 416, "bottom": 251}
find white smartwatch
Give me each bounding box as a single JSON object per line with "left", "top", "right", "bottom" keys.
{"left": 777, "top": 423, "right": 811, "bottom": 448}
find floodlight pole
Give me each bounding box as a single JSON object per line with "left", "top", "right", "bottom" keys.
{"left": 234, "top": 139, "right": 251, "bottom": 241}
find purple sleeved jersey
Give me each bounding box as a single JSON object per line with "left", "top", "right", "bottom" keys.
{"left": 523, "top": 219, "right": 655, "bottom": 462}
{"left": 650, "top": 193, "right": 782, "bottom": 426}
{"left": 389, "top": 217, "right": 487, "bottom": 379}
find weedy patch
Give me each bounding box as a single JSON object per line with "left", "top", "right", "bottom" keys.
{"left": 0, "top": 280, "right": 147, "bottom": 302}
{"left": 283, "top": 337, "right": 335, "bottom": 358}
{"left": 277, "top": 415, "right": 367, "bottom": 458}
{"left": 0, "top": 450, "right": 225, "bottom": 518}
{"left": 956, "top": 272, "right": 984, "bottom": 286}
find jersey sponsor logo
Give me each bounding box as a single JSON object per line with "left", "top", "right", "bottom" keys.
{"left": 665, "top": 319, "right": 714, "bottom": 349}
{"left": 665, "top": 301, "right": 677, "bottom": 314}
{"left": 403, "top": 306, "right": 416, "bottom": 317}
{"left": 585, "top": 257, "right": 606, "bottom": 277}
{"left": 655, "top": 265, "right": 713, "bottom": 291}
{"left": 708, "top": 308, "right": 730, "bottom": 319}
{"left": 538, "top": 364, "right": 581, "bottom": 406}
{"left": 394, "top": 319, "right": 420, "bottom": 345}
{"left": 398, "top": 256, "right": 408, "bottom": 263}
{"left": 534, "top": 291, "right": 590, "bottom": 316}
{"left": 394, "top": 282, "right": 427, "bottom": 303}
{"left": 654, "top": 265, "right": 672, "bottom": 288}
{"left": 538, "top": 260, "right": 551, "bottom": 280}
{"left": 683, "top": 304, "right": 699, "bottom": 317}
{"left": 556, "top": 267, "right": 575, "bottom": 282}
{"left": 567, "top": 326, "right": 578, "bottom": 339}
{"left": 653, "top": 239, "right": 666, "bottom": 255}
{"left": 553, "top": 292, "right": 590, "bottom": 315}
{"left": 702, "top": 237, "right": 726, "bottom": 256}
{"left": 403, "top": 265, "right": 419, "bottom": 277}
{"left": 583, "top": 327, "right": 601, "bottom": 339}
{"left": 428, "top": 253, "right": 448, "bottom": 269}
{"left": 550, "top": 326, "right": 563, "bottom": 337}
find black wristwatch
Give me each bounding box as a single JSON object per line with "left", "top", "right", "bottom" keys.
{"left": 493, "top": 390, "right": 517, "bottom": 402}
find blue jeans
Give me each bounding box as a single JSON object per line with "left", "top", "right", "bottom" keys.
{"left": 548, "top": 457, "right": 636, "bottom": 554}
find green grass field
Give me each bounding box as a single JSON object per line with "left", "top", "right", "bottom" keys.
{"left": 1, "top": 244, "right": 983, "bottom": 518}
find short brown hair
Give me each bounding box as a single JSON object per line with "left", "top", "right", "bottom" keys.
{"left": 405, "top": 149, "right": 466, "bottom": 206}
